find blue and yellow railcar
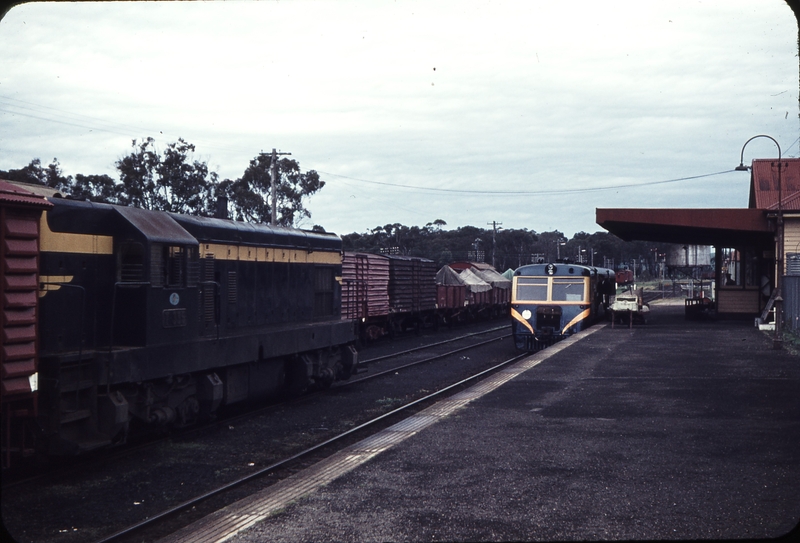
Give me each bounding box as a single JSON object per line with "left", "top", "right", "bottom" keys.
{"left": 510, "top": 263, "right": 615, "bottom": 351}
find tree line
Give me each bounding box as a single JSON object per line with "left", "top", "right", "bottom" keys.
{"left": 1, "top": 138, "right": 681, "bottom": 275}
{"left": 343, "top": 222, "right": 681, "bottom": 278}
{"left": 0, "top": 137, "right": 324, "bottom": 228}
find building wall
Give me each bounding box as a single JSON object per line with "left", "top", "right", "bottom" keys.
{"left": 783, "top": 219, "right": 800, "bottom": 275}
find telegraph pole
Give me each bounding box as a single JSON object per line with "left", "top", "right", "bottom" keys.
{"left": 269, "top": 148, "right": 292, "bottom": 226}
{"left": 488, "top": 221, "right": 502, "bottom": 268}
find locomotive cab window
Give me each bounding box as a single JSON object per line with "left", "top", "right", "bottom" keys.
{"left": 117, "top": 242, "right": 144, "bottom": 282}
{"left": 551, "top": 278, "right": 586, "bottom": 302}
{"left": 150, "top": 244, "right": 199, "bottom": 288}
{"left": 515, "top": 277, "right": 548, "bottom": 302}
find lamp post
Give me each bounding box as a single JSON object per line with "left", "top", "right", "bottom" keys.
{"left": 736, "top": 135, "right": 784, "bottom": 350}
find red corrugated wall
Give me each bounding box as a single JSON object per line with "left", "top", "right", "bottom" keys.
{"left": 1, "top": 181, "right": 51, "bottom": 466}
{"left": 1, "top": 210, "right": 40, "bottom": 399}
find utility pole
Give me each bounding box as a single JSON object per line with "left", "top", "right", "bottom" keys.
{"left": 269, "top": 148, "right": 292, "bottom": 226}
{"left": 488, "top": 221, "right": 502, "bottom": 268}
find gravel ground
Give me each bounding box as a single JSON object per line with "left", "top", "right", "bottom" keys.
{"left": 1, "top": 319, "right": 514, "bottom": 543}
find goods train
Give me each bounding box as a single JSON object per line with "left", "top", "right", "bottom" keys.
{"left": 1, "top": 181, "right": 358, "bottom": 465}
{"left": 510, "top": 262, "right": 616, "bottom": 351}
{"left": 616, "top": 267, "right": 634, "bottom": 285}
{"left": 341, "top": 253, "right": 511, "bottom": 341}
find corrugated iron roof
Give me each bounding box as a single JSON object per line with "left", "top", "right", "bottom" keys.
{"left": 0, "top": 180, "right": 54, "bottom": 209}
{"left": 748, "top": 158, "right": 800, "bottom": 211}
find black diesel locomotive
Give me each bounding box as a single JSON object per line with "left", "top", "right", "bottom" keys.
{"left": 510, "top": 263, "right": 615, "bottom": 351}
{"left": 13, "top": 192, "right": 358, "bottom": 458}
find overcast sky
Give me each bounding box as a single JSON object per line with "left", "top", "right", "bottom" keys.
{"left": 0, "top": 1, "right": 797, "bottom": 237}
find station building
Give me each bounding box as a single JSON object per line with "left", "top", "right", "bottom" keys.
{"left": 597, "top": 158, "right": 800, "bottom": 324}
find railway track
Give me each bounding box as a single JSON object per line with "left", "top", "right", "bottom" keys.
{"left": 2, "top": 321, "right": 517, "bottom": 543}
{"left": 100, "top": 350, "right": 528, "bottom": 543}
{"left": 1, "top": 323, "right": 509, "bottom": 490}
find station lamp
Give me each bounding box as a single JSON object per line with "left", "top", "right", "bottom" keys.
{"left": 736, "top": 135, "right": 783, "bottom": 349}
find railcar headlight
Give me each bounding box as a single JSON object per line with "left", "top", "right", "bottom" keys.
{"left": 522, "top": 309, "right": 532, "bottom": 320}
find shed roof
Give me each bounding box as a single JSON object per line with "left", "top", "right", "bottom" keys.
{"left": 596, "top": 208, "right": 772, "bottom": 246}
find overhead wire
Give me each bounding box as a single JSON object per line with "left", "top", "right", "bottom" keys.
{"left": 316, "top": 170, "right": 741, "bottom": 196}
{"left": 0, "top": 95, "right": 790, "bottom": 195}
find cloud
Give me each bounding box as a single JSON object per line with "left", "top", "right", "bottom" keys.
{"left": 0, "top": 0, "right": 796, "bottom": 237}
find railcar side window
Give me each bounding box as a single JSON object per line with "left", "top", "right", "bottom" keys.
{"left": 552, "top": 279, "right": 585, "bottom": 302}
{"left": 515, "top": 277, "right": 547, "bottom": 301}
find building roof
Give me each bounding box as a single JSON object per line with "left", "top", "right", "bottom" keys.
{"left": 596, "top": 208, "right": 772, "bottom": 246}
{"left": 595, "top": 158, "right": 800, "bottom": 247}
{"left": 748, "top": 158, "right": 800, "bottom": 211}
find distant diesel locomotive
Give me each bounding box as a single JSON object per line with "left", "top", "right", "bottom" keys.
{"left": 510, "top": 263, "right": 615, "bottom": 351}
{"left": 1, "top": 182, "right": 358, "bottom": 461}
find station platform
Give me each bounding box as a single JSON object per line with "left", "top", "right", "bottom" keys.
{"left": 161, "top": 303, "right": 800, "bottom": 542}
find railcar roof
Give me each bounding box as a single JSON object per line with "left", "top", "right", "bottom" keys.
{"left": 514, "top": 263, "right": 593, "bottom": 277}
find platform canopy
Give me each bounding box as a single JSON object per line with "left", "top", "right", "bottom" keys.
{"left": 596, "top": 208, "right": 773, "bottom": 247}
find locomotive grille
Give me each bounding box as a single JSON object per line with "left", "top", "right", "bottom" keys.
{"left": 201, "top": 254, "right": 215, "bottom": 323}
{"left": 228, "top": 271, "right": 237, "bottom": 305}
{"left": 186, "top": 246, "right": 200, "bottom": 287}
{"left": 150, "top": 244, "right": 165, "bottom": 287}
{"left": 166, "top": 246, "right": 184, "bottom": 286}
{"left": 314, "top": 267, "right": 334, "bottom": 317}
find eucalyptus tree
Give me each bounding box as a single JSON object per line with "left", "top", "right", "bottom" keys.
{"left": 219, "top": 153, "right": 325, "bottom": 227}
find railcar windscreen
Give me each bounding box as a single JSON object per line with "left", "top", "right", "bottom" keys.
{"left": 515, "top": 277, "right": 547, "bottom": 302}
{"left": 551, "top": 278, "right": 586, "bottom": 302}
